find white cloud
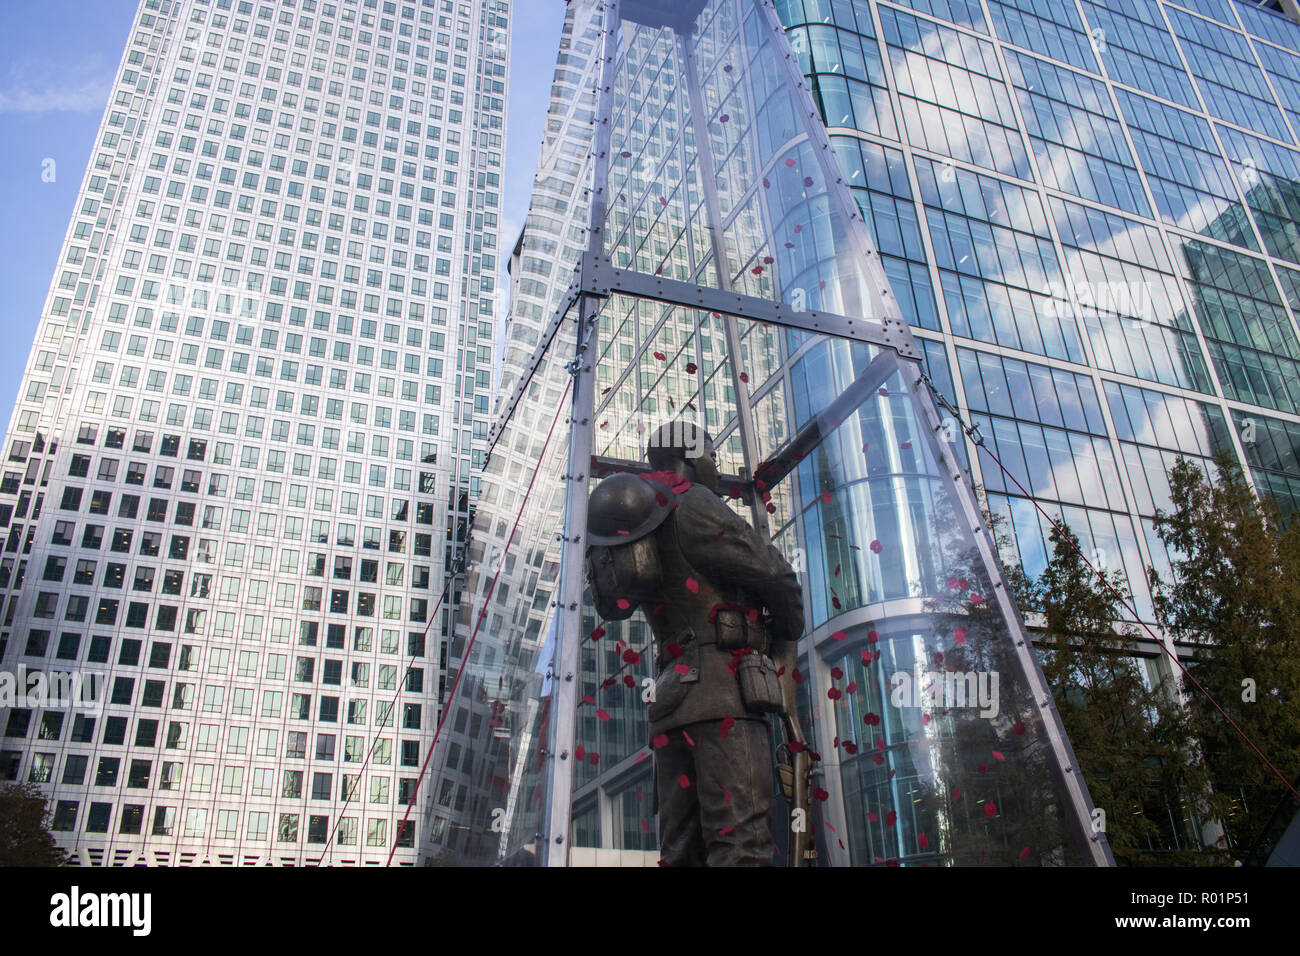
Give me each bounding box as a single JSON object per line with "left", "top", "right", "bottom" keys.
{"left": 0, "top": 79, "right": 110, "bottom": 113}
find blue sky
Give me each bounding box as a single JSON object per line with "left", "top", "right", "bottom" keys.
{"left": 0, "top": 0, "right": 566, "bottom": 420}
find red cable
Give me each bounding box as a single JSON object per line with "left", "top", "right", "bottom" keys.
{"left": 385, "top": 378, "right": 573, "bottom": 866}
{"left": 972, "top": 435, "right": 1300, "bottom": 804}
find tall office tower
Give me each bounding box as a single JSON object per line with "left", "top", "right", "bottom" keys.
{"left": 429, "top": 0, "right": 1300, "bottom": 868}
{"left": 0, "top": 0, "right": 509, "bottom": 866}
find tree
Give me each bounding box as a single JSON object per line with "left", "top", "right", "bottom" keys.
{"left": 1018, "top": 522, "right": 1222, "bottom": 865}
{"left": 1149, "top": 451, "right": 1300, "bottom": 858}
{"left": 0, "top": 783, "right": 66, "bottom": 866}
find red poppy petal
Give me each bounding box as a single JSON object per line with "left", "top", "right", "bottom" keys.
{"left": 1019, "top": 846, "right": 1032, "bottom": 861}
{"left": 590, "top": 627, "right": 606, "bottom": 641}
{"left": 992, "top": 750, "right": 1005, "bottom": 762}
{"left": 596, "top": 709, "right": 610, "bottom": 721}
{"left": 1013, "top": 720, "right": 1026, "bottom": 736}
{"left": 985, "top": 802, "right": 997, "bottom": 818}
{"left": 952, "top": 787, "right": 961, "bottom": 802}
{"left": 830, "top": 666, "right": 844, "bottom": 680}
{"left": 652, "top": 733, "right": 669, "bottom": 749}
{"left": 685, "top": 578, "right": 699, "bottom": 593}
{"left": 678, "top": 774, "right": 691, "bottom": 789}
{"left": 785, "top": 157, "right": 796, "bottom": 167}
{"left": 674, "top": 664, "right": 690, "bottom": 675}
{"left": 953, "top": 626, "right": 968, "bottom": 644}
{"left": 575, "top": 745, "right": 585, "bottom": 760}
{"left": 869, "top": 539, "right": 883, "bottom": 554}
{"left": 867, "top": 630, "right": 879, "bottom": 644}
{"left": 831, "top": 630, "right": 847, "bottom": 641}
{"left": 918, "top": 833, "right": 929, "bottom": 849}
{"left": 886, "top": 811, "right": 897, "bottom": 827}
{"left": 616, "top": 599, "right": 631, "bottom": 610}
{"left": 827, "top": 687, "right": 842, "bottom": 700}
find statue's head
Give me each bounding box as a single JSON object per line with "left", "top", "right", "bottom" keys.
{"left": 646, "top": 421, "right": 718, "bottom": 491}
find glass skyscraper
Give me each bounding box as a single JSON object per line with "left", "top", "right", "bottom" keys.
{"left": 0, "top": 0, "right": 508, "bottom": 865}
{"left": 428, "top": 0, "right": 1300, "bottom": 868}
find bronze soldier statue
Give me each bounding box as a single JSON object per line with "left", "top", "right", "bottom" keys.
{"left": 586, "top": 422, "right": 804, "bottom": 866}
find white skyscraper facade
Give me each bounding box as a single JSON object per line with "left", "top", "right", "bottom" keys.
{"left": 0, "top": 0, "right": 508, "bottom": 866}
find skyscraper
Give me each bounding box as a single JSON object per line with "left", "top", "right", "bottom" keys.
{"left": 429, "top": 0, "right": 1300, "bottom": 867}
{"left": 0, "top": 0, "right": 509, "bottom": 866}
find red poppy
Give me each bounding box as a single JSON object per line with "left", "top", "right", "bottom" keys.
{"left": 970, "top": 594, "right": 985, "bottom": 606}
{"left": 827, "top": 687, "right": 842, "bottom": 700}
{"left": 1013, "top": 720, "right": 1026, "bottom": 736}
{"left": 846, "top": 682, "right": 858, "bottom": 694}
{"left": 685, "top": 362, "right": 697, "bottom": 374}
{"left": 666, "top": 642, "right": 684, "bottom": 658}
{"left": 674, "top": 664, "right": 690, "bottom": 675}
{"left": 582, "top": 694, "right": 594, "bottom": 704}
{"left": 843, "top": 741, "right": 858, "bottom": 755}
{"left": 918, "top": 833, "right": 929, "bottom": 849}
{"left": 723, "top": 64, "right": 732, "bottom": 73}
{"left": 992, "top": 750, "right": 1005, "bottom": 762}
{"left": 867, "top": 629, "right": 879, "bottom": 643}
{"left": 678, "top": 774, "right": 691, "bottom": 789}
{"left": 869, "top": 539, "right": 883, "bottom": 554}
{"left": 652, "top": 733, "right": 669, "bottom": 749}
{"left": 1019, "top": 846, "right": 1032, "bottom": 861}
{"left": 590, "top": 627, "right": 605, "bottom": 641}
{"left": 788, "top": 740, "right": 806, "bottom": 753}
{"left": 794, "top": 224, "right": 803, "bottom": 234}
{"left": 685, "top": 578, "right": 699, "bottom": 594}
{"left": 985, "top": 802, "right": 998, "bottom": 819}
{"left": 739, "top": 371, "right": 749, "bottom": 383}
{"left": 830, "top": 666, "right": 844, "bottom": 680}
{"left": 596, "top": 709, "right": 610, "bottom": 722}
{"left": 620, "top": 151, "right": 632, "bottom": 158}
{"left": 653, "top": 350, "right": 666, "bottom": 361}
{"left": 623, "top": 649, "right": 640, "bottom": 665}
{"left": 785, "top": 158, "right": 796, "bottom": 167}
{"left": 831, "top": 630, "right": 846, "bottom": 641}
{"left": 623, "top": 674, "right": 636, "bottom": 689}
{"left": 658, "top": 196, "right": 668, "bottom": 206}
{"left": 803, "top": 176, "right": 814, "bottom": 187}
{"left": 952, "top": 786, "right": 961, "bottom": 802}
{"left": 867, "top": 811, "right": 878, "bottom": 823}
{"left": 763, "top": 255, "right": 774, "bottom": 265}
{"left": 616, "top": 599, "right": 631, "bottom": 610}
{"left": 821, "top": 490, "right": 832, "bottom": 503}
{"left": 590, "top": 752, "right": 600, "bottom": 766}
{"left": 813, "top": 788, "right": 830, "bottom": 802}
{"left": 831, "top": 595, "right": 841, "bottom": 609}
{"left": 792, "top": 668, "right": 802, "bottom": 684}
{"left": 953, "top": 625, "right": 968, "bottom": 644}
{"left": 720, "top": 114, "right": 730, "bottom": 123}
{"left": 575, "top": 745, "right": 585, "bottom": 760}
{"left": 720, "top": 715, "right": 736, "bottom": 738}
{"left": 977, "top": 762, "right": 987, "bottom": 774}
{"left": 762, "top": 177, "right": 771, "bottom": 189}
{"left": 863, "top": 712, "right": 880, "bottom": 726}
{"left": 886, "top": 810, "right": 897, "bottom": 827}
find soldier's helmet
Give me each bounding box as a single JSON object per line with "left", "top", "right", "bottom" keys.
{"left": 587, "top": 473, "right": 677, "bottom": 547}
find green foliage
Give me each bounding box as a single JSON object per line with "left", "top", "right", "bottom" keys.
{"left": 1149, "top": 451, "right": 1300, "bottom": 859}
{"left": 0, "top": 782, "right": 66, "bottom": 867}
{"left": 1015, "top": 522, "right": 1222, "bottom": 865}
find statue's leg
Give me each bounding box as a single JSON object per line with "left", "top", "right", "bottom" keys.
{"left": 696, "top": 718, "right": 774, "bottom": 867}
{"left": 654, "top": 728, "right": 706, "bottom": 866}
